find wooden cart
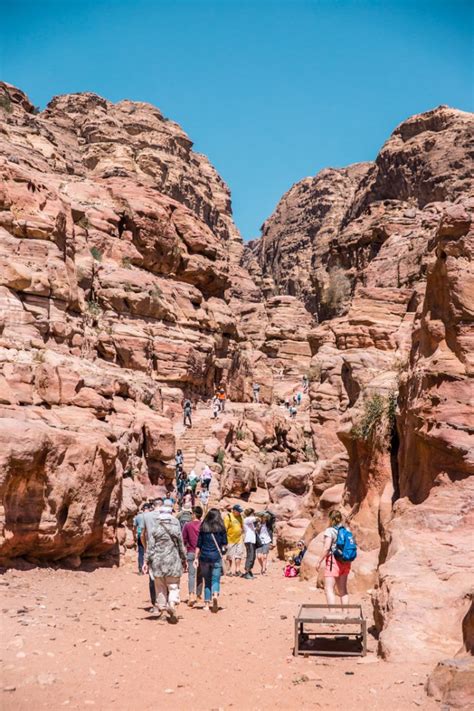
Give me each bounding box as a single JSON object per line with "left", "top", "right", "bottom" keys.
{"left": 294, "top": 604, "right": 367, "bottom": 657}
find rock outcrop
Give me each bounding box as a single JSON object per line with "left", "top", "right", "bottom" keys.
{"left": 246, "top": 105, "right": 474, "bottom": 681}
{"left": 0, "top": 82, "right": 315, "bottom": 564}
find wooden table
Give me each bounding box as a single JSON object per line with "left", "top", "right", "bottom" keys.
{"left": 294, "top": 604, "right": 367, "bottom": 657}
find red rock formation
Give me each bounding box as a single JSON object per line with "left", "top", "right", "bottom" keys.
{"left": 0, "top": 81, "right": 316, "bottom": 563}
{"left": 248, "top": 105, "right": 474, "bottom": 680}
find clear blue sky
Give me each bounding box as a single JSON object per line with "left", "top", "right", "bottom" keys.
{"left": 2, "top": 1, "right": 473, "bottom": 240}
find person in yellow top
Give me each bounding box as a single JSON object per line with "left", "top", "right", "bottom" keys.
{"left": 224, "top": 504, "right": 244, "bottom": 576}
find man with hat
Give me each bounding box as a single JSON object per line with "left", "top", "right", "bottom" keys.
{"left": 224, "top": 504, "right": 245, "bottom": 576}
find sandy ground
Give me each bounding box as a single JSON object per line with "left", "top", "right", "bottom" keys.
{"left": 1, "top": 554, "right": 438, "bottom": 711}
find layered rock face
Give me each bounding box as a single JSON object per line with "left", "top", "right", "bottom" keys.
{"left": 0, "top": 82, "right": 315, "bottom": 564}
{"left": 247, "top": 106, "right": 474, "bottom": 673}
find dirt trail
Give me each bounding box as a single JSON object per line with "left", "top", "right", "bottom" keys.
{"left": 1, "top": 556, "right": 437, "bottom": 710}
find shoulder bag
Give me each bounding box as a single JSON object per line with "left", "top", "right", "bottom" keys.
{"left": 210, "top": 533, "right": 229, "bottom": 575}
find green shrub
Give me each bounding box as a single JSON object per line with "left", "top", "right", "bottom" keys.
{"left": 216, "top": 448, "right": 225, "bottom": 465}
{"left": 304, "top": 444, "right": 315, "bottom": 459}
{"left": 150, "top": 285, "right": 162, "bottom": 301}
{"left": 236, "top": 429, "right": 245, "bottom": 440}
{"left": 90, "top": 246, "right": 102, "bottom": 262}
{"left": 352, "top": 391, "right": 397, "bottom": 446}
{"left": 323, "top": 267, "right": 351, "bottom": 311}
{"left": 0, "top": 94, "right": 12, "bottom": 114}
{"left": 87, "top": 300, "right": 102, "bottom": 317}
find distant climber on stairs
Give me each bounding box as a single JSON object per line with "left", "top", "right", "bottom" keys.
{"left": 183, "top": 398, "right": 192, "bottom": 427}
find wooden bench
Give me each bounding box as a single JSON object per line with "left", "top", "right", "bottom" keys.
{"left": 294, "top": 604, "right": 367, "bottom": 657}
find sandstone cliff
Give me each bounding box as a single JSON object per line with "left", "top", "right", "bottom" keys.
{"left": 247, "top": 106, "right": 474, "bottom": 686}
{"left": 0, "top": 82, "right": 314, "bottom": 564}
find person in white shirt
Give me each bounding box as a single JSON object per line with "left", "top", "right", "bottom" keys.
{"left": 199, "top": 488, "right": 210, "bottom": 511}
{"left": 255, "top": 513, "right": 272, "bottom": 574}
{"left": 242, "top": 508, "right": 257, "bottom": 579}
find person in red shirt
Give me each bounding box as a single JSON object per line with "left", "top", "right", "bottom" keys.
{"left": 182, "top": 506, "right": 203, "bottom": 606}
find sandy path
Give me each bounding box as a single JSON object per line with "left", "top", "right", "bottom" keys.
{"left": 1, "top": 556, "right": 437, "bottom": 710}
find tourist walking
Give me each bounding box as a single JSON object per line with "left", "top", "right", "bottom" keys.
{"left": 188, "top": 469, "right": 199, "bottom": 494}
{"left": 316, "top": 510, "right": 357, "bottom": 606}
{"left": 199, "top": 487, "right": 210, "bottom": 511}
{"left": 182, "top": 506, "right": 203, "bottom": 606}
{"left": 194, "top": 508, "right": 228, "bottom": 612}
{"left": 302, "top": 374, "right": 309, "bottom": 393}
{"left": 183, "top": 398, "right": 192, "bottom": 427}
{"left": 224, "top": 504, "right": 245, "bottom": 576}
{"left": 255, "top": 513, "right": 272, "bottom": 574}
{"left": 177, "top": 503, "right": 193, "bottom": 530}
{"left": 142, "top": 499, "right": 187, "bottom": 623}
{"left": 200, "top": 465, "right": 212, "bottom": 491}
{"left": 211, "top": 397, "right": 220, "bottom": 419}
{"left": 133, "top": 503, "right": 149, "bottom": 574}
{"left": 177, "top": 469, "right": 187, "bottom": 504}
{"left": 217, "top": 386, "right": 226, "bottom": 412}
{"left": 242, "top": 508, "right": 257, "bottom": 579}
{"left": 175, "top": 449, "right": 184, "bottom": 471}
{"left": 141, "top": 497, "right": 164, "bottom": 608}
{"left": 252, "top": 382, "right": 260, "bottom": 403}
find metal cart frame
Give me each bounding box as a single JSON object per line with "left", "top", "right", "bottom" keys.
{"left": 294, "top": 604, "right": 367, "bottom": 657}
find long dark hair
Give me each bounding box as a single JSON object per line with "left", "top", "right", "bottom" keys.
{"left": 200, "top": 508, "right": 225, "bottom": 533}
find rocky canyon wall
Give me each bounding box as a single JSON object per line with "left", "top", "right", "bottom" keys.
{"left": 0, "top": 82, "right": 314, "bottom": 565}
{"left": 245, "top": 105, "right": 474, "bottom": 686}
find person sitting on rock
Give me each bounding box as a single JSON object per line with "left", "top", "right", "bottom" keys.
{"left": 316, "top": 510, "right": 353, "bottom": 607}
{"left": 293, "top": 540, "right": 307, "bottom": 570}
{"left": 284, "top": 556, "right": 298, "bottom": 578}
{"left": 183, "top": 399, "right": 192, "bottom": 427}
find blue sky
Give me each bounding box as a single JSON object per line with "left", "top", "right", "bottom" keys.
{"left": 2, "top": 0, "right": 473, "bottom": 240}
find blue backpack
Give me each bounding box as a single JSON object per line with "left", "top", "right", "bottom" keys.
{"left": 333, "top": 525, "right": 357, "bottom": 562}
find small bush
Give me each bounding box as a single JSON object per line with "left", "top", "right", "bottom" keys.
{"left": 308, "top": 363, "right": 322, "bottom": 383}
{"left": 216, "top": 448, "right": 225, "bottom": 465}
{"left": 304, "top": 444, "right": 315, "bottom": 459}
{"left": 32, "top": 105, "right": 41, "bottom": 115}
{"left": 0, "top": 94, "right": 12, "bottom": 114}
{"left": 87, "top": 300, "right": 102, "bottom": 317}
{"left": 236, "top": 429, "right": 245, "bottom": 440}
{"left": 122, "top": 257, "right": 132, "bottom": 269}
{"left": 150, "top": 285, "right": 162, "bottom": 301}
{"left": 352, "top": 391, "right": 397, "bottom": 447}
{"left": 90, "top": 246, "right": 102, "bottom": 262}
{"left": 324, "top": 267, "right": 351, "bottom": 311}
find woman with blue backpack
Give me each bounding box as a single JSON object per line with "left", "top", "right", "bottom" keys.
{"left": 316, "top": 510, "right": 357, "bottom": 606}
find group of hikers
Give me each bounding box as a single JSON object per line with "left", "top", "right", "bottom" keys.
{"left": 183, "top": 373, "right": 310, "bottom": 427}
{"left": 135, "top": 373, "right": 356, "bottom": 623}
{"left": 133, "top": 494, "right": 277, "bottom": 622}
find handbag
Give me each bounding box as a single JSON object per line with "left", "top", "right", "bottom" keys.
{"left": 210, "top": 533, "right": 229, "bottom": 575}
